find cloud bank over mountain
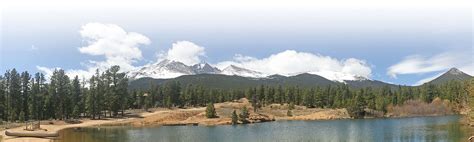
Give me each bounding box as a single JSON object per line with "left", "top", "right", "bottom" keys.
{"left": 214, "top": 50, "right": 372, "bottom": 82}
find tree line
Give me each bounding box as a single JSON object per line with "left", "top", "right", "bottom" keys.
{"left": 0, "top": 65, "right": 471, "bottom": 122}
{"left": 0, "top": 66, "right": 128, "bottom": 122}
{"left": 133, "top": 76, "right": 471, "bottom": 118}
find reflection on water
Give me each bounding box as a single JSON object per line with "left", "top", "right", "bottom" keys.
{"left": 57, "top": 115, "right": 472, "bottom": 142}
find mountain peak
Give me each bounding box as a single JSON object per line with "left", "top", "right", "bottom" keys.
{"left": 447, "top": 67, "right": 462, "bottom": 75}
{"left": 426, "top": 68, "right": 472, "bottom": 85}
{"left": 129, "top": 59, "right": 195, "bottom": 79}
{"left": 192, "top": 62, "right": 220, "bottom": 74}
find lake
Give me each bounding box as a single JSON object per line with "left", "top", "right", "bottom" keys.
{"left": 57, "top": 115, "right": 472, "bottom": 142}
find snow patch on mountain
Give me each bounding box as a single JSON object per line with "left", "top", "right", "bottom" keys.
{"left": 220, "top": 65, "right": 267, "bottom": 78}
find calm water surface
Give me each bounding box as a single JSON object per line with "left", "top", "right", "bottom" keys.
{"left": 58, "top": 115, "right": 472, "bottom": 142}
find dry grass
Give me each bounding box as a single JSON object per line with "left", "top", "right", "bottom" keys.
{"left": 387, "top": 97, "right": 453, "bottom": 117}
{"left": 131, "top": 98, "right": 270, "bottom": 126}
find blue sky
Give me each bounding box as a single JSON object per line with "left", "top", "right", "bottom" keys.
{"left": 1, "top": 0, "right": 472, "bottom": 85}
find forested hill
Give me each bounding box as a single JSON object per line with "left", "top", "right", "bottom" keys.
{"left": 128, "top": 73, "right": 396, "bottom": 90}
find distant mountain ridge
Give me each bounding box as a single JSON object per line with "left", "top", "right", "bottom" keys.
{"left": 129, "top": 73, "right": 340, "bottom": 90}
{"left": 128, "top": 59, "right": 370, "bottom": 82}
{"left": 128, "top": 59, "right": 195, "bottom": 79}
{"left": 128, "top": 73, "right": 397, "bottom": 90}
{"left": 128, "top": 61, "right": 472, "bottom": 91}
{"left": 128, "top": 59, "right": 267, "bottom": 79}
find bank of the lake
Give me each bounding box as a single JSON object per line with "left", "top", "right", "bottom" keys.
{"left": 57, "top": 115, "right": 472, "bottom": 142}
{"left": 0, "top": 98, "right": 468, "bottom": 142}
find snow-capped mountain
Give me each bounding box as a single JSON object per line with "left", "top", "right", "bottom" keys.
{"left": 129, "top": 59, "right": 195, "bottom": 79}
{"left": 129, "top": 60, "right": 375, "bottom": 82}
{"left": 220, "top": 65, "right": 267, "bottom": 78}
{"left": 129, "top": 59, "right": 268, "bottom": 79}
{"left": 192, "top": 63, "right": 221, "bottom": 74}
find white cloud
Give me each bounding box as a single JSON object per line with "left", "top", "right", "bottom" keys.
{"left": 37, "top": 23, "right": 150, "bottom": 80}
{"left": 215, "top": 50, "right": 372, "bottom": 81}
{"left": 78, "top": 23, "right": 150, "bottom": 72}
{"left": 36, "top": 66, "right": 57, "bottom": 79}
{"left": 387, "top": 51, "right": 473, "bottom": 78}
{"left": 164, "top": 41, "right": 205, "bottom": 65}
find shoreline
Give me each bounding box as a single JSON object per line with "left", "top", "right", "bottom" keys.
{"left": 0, "top": 99, "right": 466, "bottom": 142}
{"left": 0, "top": 113, "right": 464, "bottom": 142}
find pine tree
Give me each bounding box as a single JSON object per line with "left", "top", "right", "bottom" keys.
{"left": 71, "top": 76, "right": 82, "bottom": 118}
{"left": 303, "top": 88, "right": 314, "bottom": 108}
{"left": 117, "top": 69, "right": 129, "bottom": 116}
{"left": 252, "top": 91, "right": 258, "bottom": 112}
{"left": 375, "top": 94, "right": 386, "bottom": 112}
{"left": 96, "top": 70, "right": 104, "bottom": 119}
{"left": 7, "top": 69, "right": 21, "bottom": 121}
{"left": 29, "top": 73, "right": 39, "bottom": 120}
{"left": 86, "top": 74, "right": 97, "bottom": 119}
{"left": 257, "top": 85, "right": 264, "bottom": 106}
{"left": 37, "top": 73, "right": 46, "bottom": 120}
{"left": 205, "top": 103, "right": 217, "bottom": 118}
{"left": 264, "top": 86, "right": 271, "bottom": 105}
{"left": 72, "top": 105, "right": 80, "bottom": 119}
{"left": 20, "top": 71, "right": 31, "bottom": 120}
{"left": 49, "top": 69, "right": 71, "bottom": 120}
{"left": 239, "top": 106, "right": 249, "bottom": 123}
{"left": 231, "top": 110, "right": 238, "bottom": 125}
{"left": 365, "top": 87, "right": 376, "bottom": 110}
{"left": 0, "top": 75, "right": 5, "bottom": 121}
{"left": 274, "top": 85, "right": 282, "bottom": 104}
{"left": 19, "top": 111, "right": 25, "bottom": 122}
{"left": 348, "top": 93, "right": 366, "bottom": 119}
